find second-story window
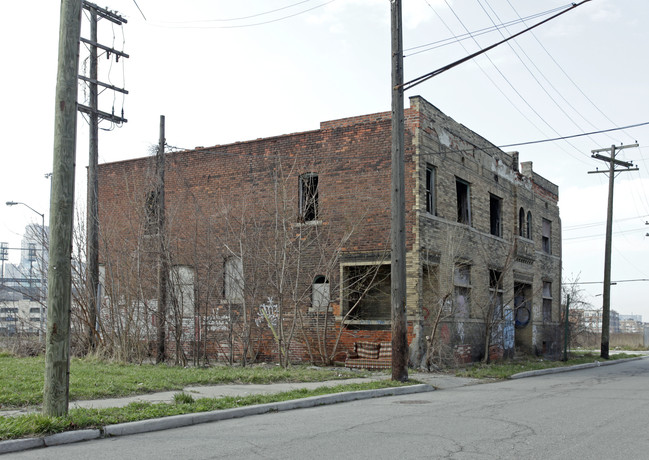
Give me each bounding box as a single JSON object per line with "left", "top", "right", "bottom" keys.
{"left": 299, "top": 173, "right": 318, "bottom": 222}
{"left": 425, "top": 164, "right": 436, "bottom": 215}
{"left": 456, "top": 178, "right": 471, "bottom": 225}
{"left": 490, "top": 194, "right": 502, "bottom": 237}
{"left": 542, "top": 219, "right": 552, "bottom": 254}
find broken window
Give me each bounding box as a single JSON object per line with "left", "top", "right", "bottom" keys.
{"left": 456, "top": 178, "right": 471, "bottom": 225}
{"left": 454, "top": 264, "right": 471, "bottom": 318}
{"left": 224, "top": 256, "right": 244, "bottom": 303}
{"left": 425, "top": 164, "right": 436, "bottom": 215}
{"left": 526, "top": 211, "right": 532, "bottom": 239}
{"left": 490, "top": 194, "right": 502, "bottom": 237}
{"left": 299, "top": 173, "right": 318, "bottom": 222}
{"left": 343, "top": 264, "right": 391, "bottom": 326}
{"left": 542, "top": 219, "right": 552, "bottom": 254}
{"left": 489, "top": 270, "right": 504, "bottom": 320}
{"left": 542, "top": 281, "right": 552, "bottom": 322}
{"left": 312, "top": 275, "right": 330, "bottom": 309}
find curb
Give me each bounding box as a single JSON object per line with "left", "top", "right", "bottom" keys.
{"left": 0, "top": 384, "right": 434, "bottom": 455}
{"left": 510, "top": 356, "right": 646, "bottom": 379}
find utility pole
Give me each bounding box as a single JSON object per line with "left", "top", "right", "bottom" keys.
{"left": 78, "top": 1, "right": 128, "bottom": 349}
{"left": 44, "top": 0, "right": 82, "bottom": 417}
{"left": 156, "top": 115, "right": 168, "bottom": 364}
{"left": 588, "top": 144, "right": 638, "bottom": 359}
{"left": 390, "top": 0, "right": 408, "bottom": 382}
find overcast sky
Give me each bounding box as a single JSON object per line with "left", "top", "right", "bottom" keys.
{"left": 1, "top": 0, "right": 648, "bottom": 319}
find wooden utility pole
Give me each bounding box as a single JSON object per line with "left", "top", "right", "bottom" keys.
{"left": 79, "top": 1, "right": 128, "bottom": 349}
{"left": 156, "top": 115, "right": 168, "bottom": 364}
{"left": 86, "top": 5, "right": 99, "bottom": 348}
{"left": 43, "top": 0, "right": 82, "bottom": 417}
{"left": 390, "top": 0, "right": 408, "bottom": 382}
{"left": 589, "top": 144, "right": 638, "bottom": 359}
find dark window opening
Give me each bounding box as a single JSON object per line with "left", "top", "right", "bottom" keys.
{"left": 425, "top": 165, "right": 436, "bottom": 215}
{"left": 144, "top": 190, "right": 158, "bottom": 235}
{"left": 299, "top": 173, "right": 318, "bottom": 222}
{"left": 518, "top": 207, "right": 525, "bottom": 237}
{"left": 526, "top": 211, "right": 532, "bottom": 239}
{"left": 490, "top": 194, "right": 502, "bottom": 237}
{"left": 456, "top": 178, "right": 471, "bottom": 225}
{"left": 343, "top": 264, "right": 391, "bottom": 326}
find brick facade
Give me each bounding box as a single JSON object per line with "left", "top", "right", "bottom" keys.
{"left": 97, "top": 96, "right": 561, "bottom": 365}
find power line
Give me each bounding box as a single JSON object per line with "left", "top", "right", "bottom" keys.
{"left": 157, "top": 0, "right": 319, "bottom": 23}
{"left": 150, "top": 1, "right": 336, "bottom": 29}
{"left": 404, "top": 4, "right": 570, "bottom": 57}
{"left": 498, "top": 121, "right": 649, "bottom": 148}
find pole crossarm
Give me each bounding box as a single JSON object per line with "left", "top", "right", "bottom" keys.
{"left": 78, "top": 104, "right": 127, "bottom": 124}
{"left": 82, "top": 1, "right": 127, "bottom": 25}
{"left": 79, "top": 38, "right": 129, "bottom": 59}
{"left": 78, "top": 75, "right": 129, "bottom": 94}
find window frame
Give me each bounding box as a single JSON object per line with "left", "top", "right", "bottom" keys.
{"left": 542, "top": 218, "right": 552, "bottom": 254}
{"left": 489, "top": 194, "right": 503, "bottom": 237}
{"left": 425, "top": 164, "right": 436, "bottom": 215}
{"left": 299, "top": 173, "right": 319, "bottom": 222}
{"left": 455, "top": 178, "right": 471, "bottom": 226}
{"left": 542, "top": 281, "right": 552, "bottom": 322}
{"left": 224, "top": 256, "right": 244, "bottom": 303}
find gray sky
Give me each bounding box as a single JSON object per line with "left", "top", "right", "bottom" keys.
{"left": 1, "top": 0, "right": 648, "bottom": 319}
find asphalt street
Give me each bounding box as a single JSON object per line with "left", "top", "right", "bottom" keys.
{"left": 8, "top": 358, "right": 649, "bottom": 459}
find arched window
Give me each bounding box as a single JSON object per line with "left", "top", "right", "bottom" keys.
{"left": 526, "top": 211, "right": 532, "bottom": 239}
{"left": 518, "top": 207, "right": 525, "bottom": 237}
{"left": 312, "top": 275, "right": 330, "bottom": 309}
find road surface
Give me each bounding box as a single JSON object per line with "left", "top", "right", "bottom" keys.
{"left": 11, "top": 358, "right": 649, "bottom": 459}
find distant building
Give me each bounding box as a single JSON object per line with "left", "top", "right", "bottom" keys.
{"left": 582, "top": 309, "right": 620, "bottom": 333}
{"left": 0, "top": 224, "right": 48, "bottom": 336}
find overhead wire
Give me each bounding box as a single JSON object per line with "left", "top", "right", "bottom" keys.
{"left": 429, "top": 0, "right": 591, "bottom": 164}
{"left": 478, "top": 0, "right": 601, "bottom": 147}
{"left": 404, "top": 4, "right": 570, "bottom": 57}
{"left": 150, "top": 1, "right": 336, "bottom": 29}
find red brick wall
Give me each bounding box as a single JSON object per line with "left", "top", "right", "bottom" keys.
{"left": 98, "top": 107, "right": 422, "bottom": 363}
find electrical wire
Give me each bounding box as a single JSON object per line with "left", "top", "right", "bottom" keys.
{"left": 150, "top": 1, "right": 336, "bottom": 29}
{"left": 423, "top": 0, "right": 591, "bottom": 164}
{"left": 404, "top": 4, "right": 570, "bottom": 57}
{"left": 158, "top": 0, "right": 319, "bottom": 24}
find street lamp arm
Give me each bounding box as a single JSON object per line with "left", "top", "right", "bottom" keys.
{"left": 6, "top": 201, "right": 45, "bottom": 220}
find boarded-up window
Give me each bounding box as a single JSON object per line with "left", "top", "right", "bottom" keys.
{"left": 542, "top": 219, "right": 552, "bottom": 254}
{"left": 456, "top": 179, "right": 471, "bottom": 225}
{"left": 299, "top": 173, "right": 318, "bottom": 222}
{"left": 454, "top": 264, "right": 471, "bottom": 318}
{"left": 542, "top": 281, "right": 552, "bottom": 322}
{"left": 312, "top": 275, "right": 330, "bottom": 309}
{"left": 489, "top": 270, "right": 503, "bottom": 320}
{"left": 224, "top": 257, "right": 243, "bottom": 303}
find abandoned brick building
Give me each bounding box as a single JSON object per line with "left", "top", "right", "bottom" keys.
{"left": 97, "top": 95, "right": 562, "bottom": 365}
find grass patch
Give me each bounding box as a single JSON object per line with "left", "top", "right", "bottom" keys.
{"left": 0, "top": 355, "right": 369, "bottom": 409}
{"left": 0, "top": 380, "right": 413, "bottom": 441}
{"left": 455, "top": 352, "right": 641, "bottom": 379}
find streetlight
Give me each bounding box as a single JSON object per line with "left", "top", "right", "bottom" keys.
{"left": 6, "top": 201, "right": 46, "bottom": 341}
